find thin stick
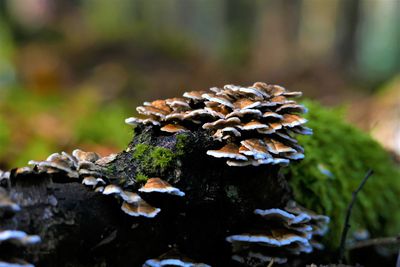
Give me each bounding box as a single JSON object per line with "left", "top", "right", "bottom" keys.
{"left": 338, "top": 169, "right": 374, "bottom": 263}
{"left": 348, "top": 235, "right": 400, "bottom": 250}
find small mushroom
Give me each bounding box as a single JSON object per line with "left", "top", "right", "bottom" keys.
{"left": 183, "top": 90, "right": 207, "bottom": 101}
{"left": 165, "top": 97, "right": 191, "bottom": 109}
{"left": 281, "top": 114, "right": 307, "bottom": 128}
{"left": 202, "top": 117, "right": 241, "bottom": 130}
{"left": 0, "top": 259, "right": 35, "bottom": 267}
{"left": 202, "top": 93, "right": 235, "bottom": 109}
{"left": 226, "top": 230, "right": 309, "bottom": 247}
{"left": 143, "top": 250, "right": 211, "bottom": 267}
{"left": 160, "top": 124, "right": 189, "bottom": 134}
{"left": 72, "top": 149, "right": 101, "bottom": 163}
{"left": 121, "top": 200, "right": 160, "bottom": 218}
{"left": 233, "top": 98, "right": 262, "bottom": 110}
{"left": 240, "top": 139, "right": 271, "bottom": 160}
{"left": 239, "top": 120, "right": 269, "bottom": 131}
{"left": 95, "top": 153, "right": 118, "bottom": 166}
{"left": 0, "top": 188, "right": 20, "bottom": 212}
{"left": 137, "top": 106, "right": 169, "bottom": 119}
{"left": 207, "top": 143, "right": 247, "bottom": 161}
{"left": 0, "top": 230, "right": 41, "bottom": 245}
{"left": 82, "top": 176, "right": 105, "bottom": 187}
{"left": 139, "top": 178, "right": 185, "bottom": 197}
{"left": 125, "top": 117, "right": 161, "bottom": 126}
{"left": 144, "top": 100, "right": 172, "bottom": 113}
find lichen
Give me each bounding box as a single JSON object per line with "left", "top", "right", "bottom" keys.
{"left": 287, "top": 100, "right": 400, "bottom": 248}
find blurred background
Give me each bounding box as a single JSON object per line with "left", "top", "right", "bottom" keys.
{"left": 0, "top": 0, "right": 399, "bottom": 169}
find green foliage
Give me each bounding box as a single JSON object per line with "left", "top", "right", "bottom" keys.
{"left": 132, "top": 143, "right": 175, "bottom": 176}
{"left": 0, "top": 115, "right": 10, "bottom": 157}
{"left": 287, "top": 100, "right": 400, "bottom": 247}
{"left": 135, "top": 172, "right": 149, "bottom": 183}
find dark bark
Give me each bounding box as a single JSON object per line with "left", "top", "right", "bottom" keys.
{"left": 1, "top": 126, "right": 292, "bottom": 266}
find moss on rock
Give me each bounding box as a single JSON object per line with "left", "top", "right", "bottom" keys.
{"left": 287, "top": 100, "right": 400, "bottom": 248}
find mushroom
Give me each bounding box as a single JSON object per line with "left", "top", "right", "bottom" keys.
{"left": 0, "top": 230, "right": 41, "bottom": 245}
{"left": 72, "top": 149, "right": 101, "bottom": 163}
{"left": 206, "top": 143, "right": 247, "bottom": 161}
{"left": 0, "top": 259, "right": 35, "bottom": 267}
{"left": 0, "top": 188, "right": 20, "bottom": 213}
{"left": 125, "top": 82, "right": 311, "bottom": 168}
{"left": 226, "top": 202, "right": 330, "bottom": 263}
{"left": 160, "top": 124, "right": 189, "bottom": 134}
{"left": 121, "top": 200, "right": 160, "bottom": 218}
{"left": 139, "top": 178, "right": 185, "bottom": 197}
{"left": 143, "top": 250, "right": 211, "bottom": 267}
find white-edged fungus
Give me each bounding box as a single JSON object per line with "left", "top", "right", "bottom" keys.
{"left": 0, "top": 230, "right": 41, "bottom": 245}
{"left": 139, "top": 178, "right": 185, "bottom": 197}
{"left": 121, "top": 200, "right": 161, "bottom": 218}
{"left": 125, "top": 82, "right": 311, "bottom": 167}
{"left": 160, "top": 124, "right": 189, "bottom": 134}
{"left": 143, "top": 250, "right": 211, "bottom": 267}
{"left": 206, "top": 143, "right": 247, "bottom": 161}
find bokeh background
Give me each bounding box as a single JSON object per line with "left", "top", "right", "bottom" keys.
{"left": 0, "top": 0, "right": 399, "bottom": 169}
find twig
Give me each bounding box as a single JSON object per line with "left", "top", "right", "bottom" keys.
{"left": 338, "top": 169, "right": 374, "bottom": 263}
{"left": 348, "top": 235, "right": 400, "bottom": 250}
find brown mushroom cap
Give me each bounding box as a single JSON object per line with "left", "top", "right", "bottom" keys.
{"left": 121, "top": 200, "right": 161, "bottom": 218}
{"left": 160, "top": 124, "right": 189, "bottom": 134}
{"left": 138, "top": 178, "right": 185, "bottom": 197}
{"left": 207, "top": 143, "right": 247, "bottom": 161}
{"left": 72, "top": 149, "right": 101, "bottom": 163}
{"left": 126, "top": 82, "right": 311, "bottom": 167}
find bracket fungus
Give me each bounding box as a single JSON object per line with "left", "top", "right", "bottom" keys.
{"left": 0, "top": 186, "right": 41, "bottom": 267}
{"left": 226, "top": 201, "right": 330, "bottom": 265}
{"left": 3, "top": 82, "right": 335, "bottom": 266}
{"left": 125, "top": 82, "right": 310, "bottom": 167}
{"left": 143, "top": 250, "right": 211, "bottom": 267}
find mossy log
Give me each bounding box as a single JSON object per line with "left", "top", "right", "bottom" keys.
{"left": 1, "top": 126, "right": 295, "bottom": 266}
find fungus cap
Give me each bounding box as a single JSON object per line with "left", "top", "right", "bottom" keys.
{"left": 139, "top": 178, "right": 185, "bottom": 197}
{"left": 121, "top": 200, "right": 161, "bottom": 218}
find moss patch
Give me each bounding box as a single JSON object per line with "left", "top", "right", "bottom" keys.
{"left": 175, "top": 133, "right": 189, "bottom": 156}
{"left": 287, "top": 100, "right": 400, "bottom": 248}
{"left": 135, "top": 173, "right": 149, "bottom": 183}
{"left": 132, "top": 143, "right": 176, "bottom": 178}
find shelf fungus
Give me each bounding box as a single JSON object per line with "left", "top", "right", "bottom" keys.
{"left": 1, "top": 188, "right": 41, "bottom": 267}
{"left": 125, "top": 82, "right": 309, "bottom": 167}
{"left": 227, "top": 201, "right": 330, "bottom": 265}
{"left": 143, "top": 250, "right": 211, "bottom": 267}
{"left": 139, "top": 178, "right": 185, "bottom": 197}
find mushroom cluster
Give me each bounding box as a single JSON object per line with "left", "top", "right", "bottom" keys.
{"left": 126, "top": 82, "right": 310, "bottom": 167}
{"left": 28, "top": 151, "right": 186, "bottom": 218}
{"left": 0, "top": 187, "right": 41, "bottom": 267}
{"left": 227, "top": 201, "right": 330, "bottom": 266}
{"left": 28, "top": 149, "right": 113, "bottom": 180}
{"left": 101, "top": 178, "right": 184, "bottom": 218}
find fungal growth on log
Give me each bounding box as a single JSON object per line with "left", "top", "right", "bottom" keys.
{"left": 126, "top": 82, "right": 311, "bottom": 167}
{"left": 1, "top": 82, "right": 331, "bottom": 266}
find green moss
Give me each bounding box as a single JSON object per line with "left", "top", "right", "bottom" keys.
{"left": 150, "top": 147, "right": 175, "bottom": 169}
{"left": 135, "top": 173, "right": 149, "bottom": 183}
{"left": 175, "top": 133, "right": 189, "bottom": 156}
{"left": 287, "top": 100, "right": 400, "bottom": 248}
{"left": 132, "top": 143, "right": 176, "bottom": 177}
